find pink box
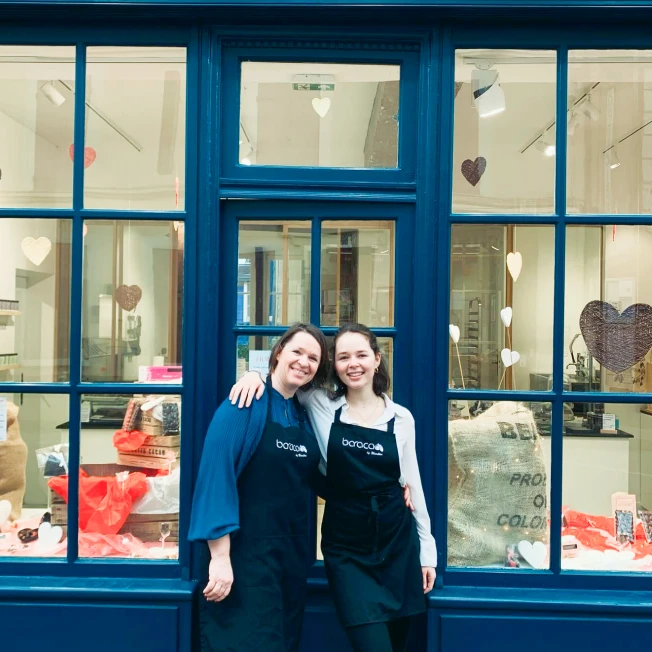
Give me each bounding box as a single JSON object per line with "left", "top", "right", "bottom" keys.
{"left": 139, "top": 366, "right": 182, "bottom": 382}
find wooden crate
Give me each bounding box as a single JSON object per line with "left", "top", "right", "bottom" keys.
{"left": 117, "top": 452, "right": 180, "bottom": 470}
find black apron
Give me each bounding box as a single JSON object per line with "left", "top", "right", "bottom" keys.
{"left": 321, "top": 405, "right": 424, "bottom": 628}
{"left": 200, "top": 379, "right": 320, "bottom": 651}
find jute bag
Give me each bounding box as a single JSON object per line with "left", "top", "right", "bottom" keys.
{"left": 0, "top": 401, "right": 28, "bottom": 521}
{"left": 448, "top": 402, "right": 549, "bottom": 567}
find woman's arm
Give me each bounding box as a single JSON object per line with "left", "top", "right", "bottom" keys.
{"left": 399, "top": 411, "right": 438, "bottom": 569}
{"left": 230, "top": 371, "right": 266, "bottom": 408}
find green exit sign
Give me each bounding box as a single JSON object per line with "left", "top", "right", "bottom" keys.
{"left": 293, "top": 83, "right": 335, "bottom": 91}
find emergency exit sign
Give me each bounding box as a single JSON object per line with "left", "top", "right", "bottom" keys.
{"left": 293, "top": 83, "right": 335, "bottom": 91}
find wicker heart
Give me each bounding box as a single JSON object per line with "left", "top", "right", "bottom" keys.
{"left": 115, "top": 285, "right": 142, "bottom": 312}
{"left": 580, "top": 300, "right": 652, "bottom": 374}
{"left": 461, "top": 157, "right": 487, "bottom": 187}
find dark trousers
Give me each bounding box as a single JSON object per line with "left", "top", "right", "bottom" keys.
{"left": 344, "top": 616, "right": 412, "bottom": 652}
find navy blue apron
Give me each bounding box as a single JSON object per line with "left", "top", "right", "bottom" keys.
{"left": 321, "top": 405, "right": 424, "bottom": 628}
{"left": 200, "top": 378, "right": 320, "bottom": 651}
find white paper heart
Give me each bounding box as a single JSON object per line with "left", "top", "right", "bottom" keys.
{"left": 21, "top": 236, "right": 52, "bottom": 266}
{"left": 36, "top": 521, "right": 63, "bottom": 551}
{"left": 500, "top": 307, "right": 513, "bottom": 328}
{"left": 312, "top": 97, "right": 331, "bottom": 118}
{"left": 0, "top": 500, "right": 11, "bottom": 528}
{"left": 501, "top": 348, "right": 520, "bottom": 368}
{"left": 506, "top": 252, "right": 523, "bottom": 282}
{"left": 449, "top": 324, "right": 460, "bottom": 344}
{"left": 518, "top": 540, "right": 547, "bottom": 569}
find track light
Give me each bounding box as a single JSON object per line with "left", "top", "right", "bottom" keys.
{"left": 609, "top": 148, "right": 621, "bottom": 169}
{"left": 535, "top": 140, "right": 556, "bottom": 157}
{"left": 567, "top": 111, "right": 581, "bottom": 136}
{"left": 39, "top": 81, "right": 66, "bottom": 107}
{"left": 580, "top": 95, "right": 600, "bottom": 121}
{"left": 471, "top": 68, "right": 506, "bottom": 118}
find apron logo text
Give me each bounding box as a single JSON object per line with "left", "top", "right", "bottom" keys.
{"left": 276, "top": 440, "right": 308, "bottom": 457}
{"left": 342, "top": 438, "right": 384, "bottom": 455}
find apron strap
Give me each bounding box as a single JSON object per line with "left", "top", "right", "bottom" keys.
{"left": 334, "top": 406, "right": 343, "bottom": 424}
{"left": 386, "top": 416, "right": 396, "bottom": 436}
{"left": 265, "top": 375, "right": 274, "bottom": 422}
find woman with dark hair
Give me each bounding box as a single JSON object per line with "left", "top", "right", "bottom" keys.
{"left": 231, "top": 323, "right": 437, "bottom": 652}
{"left": 189, "top": 323, "right": 329, "bottom": 652}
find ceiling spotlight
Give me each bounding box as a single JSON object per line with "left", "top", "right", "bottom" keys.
{"left": 471, "top": 68, "right": 506, "bottom": 118}
{"left": 580, "top": 95, "right": 600, "bottom": 121}
{"left": 609, "top": 148, "right": 621, "bottom": 169}
{"left": 39, "top": 81, "right": 66, "bottom": 107}
{"left": 567, "top": 111, "right": 581, "bottom": 136}
{"left": 535, "top": 140, "right": 556, "bottom": 157}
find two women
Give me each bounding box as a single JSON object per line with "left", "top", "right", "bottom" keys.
{"left": 188, "top": 324, "right": 328, "bottom": 651}
{"left": 231, "top": 323, "right": 437, "bottom": 652}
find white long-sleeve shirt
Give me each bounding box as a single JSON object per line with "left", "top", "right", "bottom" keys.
{"left": 299, "top": 387, "right": 438, "bottom": 568}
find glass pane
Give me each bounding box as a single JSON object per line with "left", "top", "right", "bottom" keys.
{"left": 564, "top": 225, "right": 652, "bottom": 394}
{"left": 0, "top": 218, "right": 71, "bottom": 383}
{"left": 449, "top": 225, "right": 555, "bottom": 391}
{"left": 82, "top": 220, "right": 184, "bottom": 383}
{"left": 240, "top": 62, "right": 400, "bottom": 168}
{"left": 453, "top": 49, "right": 556, "bottom": 214}
{"left": 321, "top": 220, "right": 394, "bottom": 327}
{"left": 0, "top": 46, "right": 75, "bottom": 208}
{"left": 235, "top": 335, "right": 281, "bottom": 379}
{"left": 238, "top": 221, "right": 311, "bottom": 326}
{"left": 85, "top": 47, "right": 186, "bottom": 210}
{"left": 0, "top": 393, "right": 68, "bottom": 559}
{"left": 561, "top": 402, "right": 652, "bottom": 572}
{"left": 74, "top": 393, "right": 180, "bottom": 560}
{"left": 448, "top": 400, "right": 551, "bottom": 568}
{"left": 568, "top": 50, "right": 652, "bottom": 214}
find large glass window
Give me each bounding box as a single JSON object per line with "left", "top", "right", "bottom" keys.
{"left": 0, "top": 46, "right": 75, "bottom": 208}
{"left": 453, "top": 49, "right": 557, "bottom": 214}
{"left": 239, "top": 62, "right": 400, "bottom": 168}
{"left": 84, "top": 47, "right": 186, "bottom": 210}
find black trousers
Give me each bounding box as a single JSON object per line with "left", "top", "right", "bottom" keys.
{"left": 344, "top": 616, "right": 412, "bottom": 652}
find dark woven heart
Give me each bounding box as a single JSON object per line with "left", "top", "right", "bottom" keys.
{"left": 461, "top": 157, "right": 487, "bottom": 187}
{"left": 579, "top": 300, "right": 652, "bottom": 373}
{"left": 115, "top": 284, "right": 142, "bottom": 312}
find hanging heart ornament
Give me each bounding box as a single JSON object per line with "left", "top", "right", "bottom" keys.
{"left": 449, "top": 324, "right": 460, "bottom": 344}
{"left": 500, "top": 307, "right": 513, "bottom": 328}
{"left": 501, "top": 348, "right": 520, "bottom": 368}
{"left": 580, "top": 300, "right": 652, "bottom": 374}
{"left": 21, "top": 236, "right": 52, "bottom": 266}
{"left": 312, "top": 97, "right": 331, "bottom": 118}
{"left": 115, "top": 285, "right": 143, "bottom": 312}
{"left": 461, "top": 157, "right": 487, "bottom": 187}
{"left": 69, "top": 144, "right": 97, "bottom": 169}
{"left": 36, "top": 522, "right": 63, "bottom": 551}
{"left": 518, "top": 540, "right": 547, "bottom": 569}
{"left": 506, "top": 252, "right": 523, "bottom": 281}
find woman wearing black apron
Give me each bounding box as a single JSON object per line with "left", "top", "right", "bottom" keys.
{"left": 189, "top": 323, "right": 329, "bottom": 652}
{"left": 231, "top": 323, "right": 437, "bottom": 652}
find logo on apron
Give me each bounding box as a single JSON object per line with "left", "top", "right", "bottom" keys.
{"left": 276, "top": 440, "right": 308, "bottom": 457}
{"left": 342, "top": 438, "right": 384, "bottom": 456}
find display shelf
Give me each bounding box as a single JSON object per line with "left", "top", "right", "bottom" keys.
{"left": 0, "top": 310, "right": 20, "bottom": 316}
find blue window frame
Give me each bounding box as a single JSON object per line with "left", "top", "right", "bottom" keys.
{"left": 0, "top": 26, "right": 198, "bottom": 580}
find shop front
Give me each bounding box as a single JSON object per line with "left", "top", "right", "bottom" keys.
{"left": 1, "top": 2, "right": 652, "bottom": 650}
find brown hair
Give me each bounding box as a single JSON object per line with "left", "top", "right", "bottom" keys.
{"left": 331, "top": 323, "right": 390, "bottom": 398}
{"left": 268, "top": 323, "right": 329, "bottom": 391}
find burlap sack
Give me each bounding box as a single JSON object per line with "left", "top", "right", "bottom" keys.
{"left": 448, "top": 402, "right": 549, "bottom": 567}
{"left": 0, "top": 401, "right": 28, "bottom": 521}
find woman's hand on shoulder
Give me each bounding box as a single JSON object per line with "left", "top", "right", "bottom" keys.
{"left": 229, "top": 371, "right": 266, "bottom": 408}
{"left": 403, "top": 484, "right": 415, "bottom": 511}
{"left": 422, "top": 566, "right": 436, "bottom": 594}
{"left": 204, "top": 555, "right": 234, "bottom": 602}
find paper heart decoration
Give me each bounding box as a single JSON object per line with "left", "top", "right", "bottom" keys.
{"left": 36, "top": 521, "right": 63, "bottom": 552}
{"left": 580, "top": 300, "right": 652, "bottom": 374}
{"left": 461, "top": 157, "right": 487, "bottom": 187}
{"left": 500, "top": 307, "right": 513, "bottom": 328}
{"left": 0, "top": 500, "right": 11, "bottom": 528}
{"left": 21, "top": 236, "right": 52, "bottom": 266}
{"left": 501, "top": 348, "right": 520, "bottom": 368}
{"left": 115, "top": 285, "right": 142, "bottom": 312}
{"left": 312, "top": 97, "right": 331, "bottom": 118}
{"left": 506, "top": 252, "right": 523, "bottom": 281}
{"left": 68, "top": 144, "right": 97, "bottom": 169}
{"left": 449, "top": 324, "right": 460, "bottom": 344}
{"left": 518, "top": 540, "right": 547, "bottom": 569}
